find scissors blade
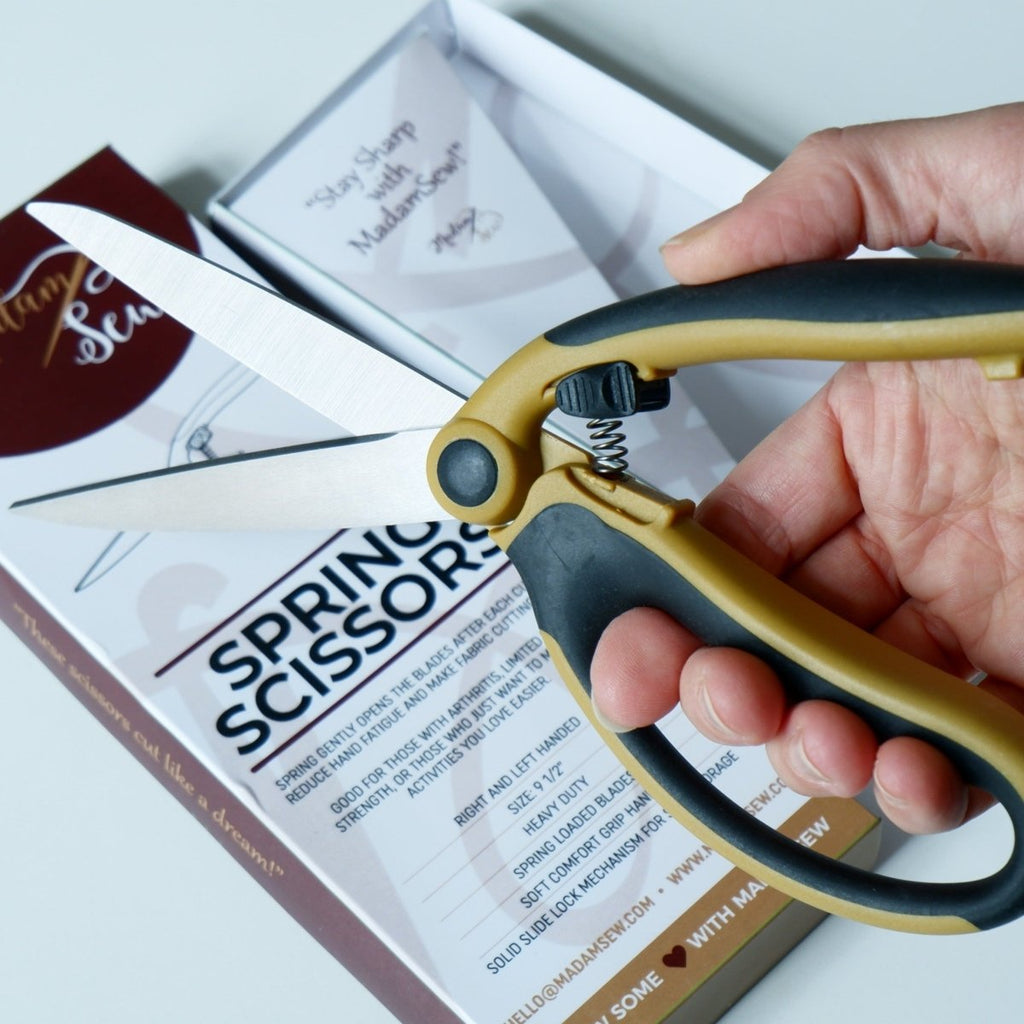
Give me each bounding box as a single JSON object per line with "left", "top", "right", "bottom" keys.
{"left": 27, "top": 202, "right": 463, "bottom": 435}
{"left": 11, "top": 430, "right": 449, "bottom": 531}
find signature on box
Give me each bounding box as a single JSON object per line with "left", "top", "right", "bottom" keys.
{"left": 429, "top": 207, "right": 503, "bottom": 254}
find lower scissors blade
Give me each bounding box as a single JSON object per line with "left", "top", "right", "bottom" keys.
{"left": 12, "top": 429, "right": 448, "bottom": 531}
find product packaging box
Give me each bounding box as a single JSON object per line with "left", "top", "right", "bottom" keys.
{"left": 2, "top": 6, "right": 878, "bottom": 1024}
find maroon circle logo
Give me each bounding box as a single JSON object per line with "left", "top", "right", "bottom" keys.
{"left": 0, "top": 242, "right": 192, "bottom": 456}
{"left": 1, "top": 150, "right": 200, "bottom": 457}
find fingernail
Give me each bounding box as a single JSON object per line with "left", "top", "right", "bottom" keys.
{"left": 660, "top": 209, "right": 729, "bottom": 252}
{"left": 697, "top": 682, "right": 731, "bottom": 737}
{"left": 590, "top": 696, "right": 632, "bottom": 735}
{"left": 660, "top": 224, "right": 708, "bottom": 253}
{"left": 791, "top": 732, "right": 830, "bottom": 786}
{"left": 872, "top": 763, "right": 909, "bottom": 809}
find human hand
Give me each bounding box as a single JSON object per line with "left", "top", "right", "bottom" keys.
{"left": 590, "top": 104, "right": 1024, "bottom": 835}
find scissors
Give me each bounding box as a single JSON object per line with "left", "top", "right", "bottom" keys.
{"left": 18, "top": 201, "right": 1024, "bottom": 934}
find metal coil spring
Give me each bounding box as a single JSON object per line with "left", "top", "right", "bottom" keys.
{"left": 588, "top": 417, "right": 629, "bottom": 477}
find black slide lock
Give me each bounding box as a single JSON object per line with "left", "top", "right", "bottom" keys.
{"left": 555, "top": 362, "right": 671, "bottom": 420}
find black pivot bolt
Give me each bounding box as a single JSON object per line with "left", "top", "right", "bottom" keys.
{"left": 436, "top": 438, "right": 499, "bottom": 507}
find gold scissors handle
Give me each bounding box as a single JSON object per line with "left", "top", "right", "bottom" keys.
{"left": 429, "top": 258, "right": 1024, "bottom": 933}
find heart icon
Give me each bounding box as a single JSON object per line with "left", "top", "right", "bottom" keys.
{"left": 662, "top": 945, "right": 687, "bottom": 969}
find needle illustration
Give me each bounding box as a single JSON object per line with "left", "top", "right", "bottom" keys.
{"left": 42, "top": 252, "right": 88, "bottom": 368}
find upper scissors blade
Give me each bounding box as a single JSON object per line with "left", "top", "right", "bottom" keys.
{"left": 27, "top": 202, "right": 463, "bottom": 435}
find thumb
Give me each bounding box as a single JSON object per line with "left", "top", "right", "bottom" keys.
{"left": 662, "top": 104, "right": 1024, "bottom": 284}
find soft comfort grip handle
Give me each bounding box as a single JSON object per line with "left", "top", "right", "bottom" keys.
{"left": 545, "top": 258, "right": 1024, "bottom": 346}
{"left": 499, "top": 468, "right": 1024, "bottom": 933}
{"left": 431, "top": 258, "right": 1024, "bottom": 930}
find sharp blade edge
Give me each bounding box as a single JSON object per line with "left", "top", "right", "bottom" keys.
{"left": 12, "top": 430, "right": 450, "bottom": 531}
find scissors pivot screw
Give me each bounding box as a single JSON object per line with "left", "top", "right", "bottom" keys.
{"left": 436, "top": 438, "right": 499, "bottom": 507}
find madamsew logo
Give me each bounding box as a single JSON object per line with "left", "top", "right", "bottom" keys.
{"left": 0, "top": 210, "right": 194, "bottom": 456}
